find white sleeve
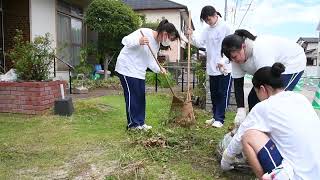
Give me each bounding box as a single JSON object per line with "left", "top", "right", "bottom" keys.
{"left": 121, "top": 29, "right": 141, "bottom": 48}
{"left": 226, "top": 103, "right": 271, "bottom": 156}
{"left": 148, "top": 57, "right": 161, "bottom": 73}
{"left": 231, "top": 62, "right": 246, "bottom": 78}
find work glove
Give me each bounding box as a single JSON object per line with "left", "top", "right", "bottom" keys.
{"left": 160, "top": 66, "right": 167, "bottom": 75}
{"left": 234, "top": 108, "right": 246, "bottom": 128}
{"left": 220, "top": 150, "right": 235, "bottom": 171}
{"left": 217, "top": 63, "right": 228, "bottom": 76}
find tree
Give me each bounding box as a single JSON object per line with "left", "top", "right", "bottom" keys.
{"left": 85, "top": 0, "right": 140, "bottom": 78}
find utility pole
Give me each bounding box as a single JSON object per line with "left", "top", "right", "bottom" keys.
{"left": 224, "top": 0, "right": 228, "bottom": 21}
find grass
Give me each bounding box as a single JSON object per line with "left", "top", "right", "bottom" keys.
{"left": 0, "top": 93, "right": 254, "bottom": 179}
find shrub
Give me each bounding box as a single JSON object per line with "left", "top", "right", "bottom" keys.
{"left": 74, "top": 46, "right": 95, "bottom": 77}
{"left": 193, "top": 61, "right": 207, "bottom": 108}
{"left": 145, "top": 72, "right": 175, "bottom": 88}
{"left": 7, "top": 30, "right": 55, "bottom": 81}
{"left": 72, "top": 76, "right": 121, "bottom": 90}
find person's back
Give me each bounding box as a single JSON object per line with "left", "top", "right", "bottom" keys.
{"left": 253, "top": 36, "right": 306, "bottom": 74}
{"left": 257, "top": 91, "right": 320, "bottom": 179}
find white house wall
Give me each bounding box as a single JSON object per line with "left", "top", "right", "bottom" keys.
{"left": 307, "top": 43, "right": 318, "bottom": 51}
{"left": 29, "top": 0, "right": 60, "bottom": 80}
{"left": 138, "top": 9, "right": 183, "bottom": 62}
{"left": 30, "top": 0, "right": 57, "bottom": 47}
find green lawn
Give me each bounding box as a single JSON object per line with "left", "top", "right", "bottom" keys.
{"left": 0, "top": 93, "right": 253, "bottom": 179}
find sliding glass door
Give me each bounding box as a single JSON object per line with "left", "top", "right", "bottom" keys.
{"left": 56, "top": 0, "right": 83, "bottom": 71}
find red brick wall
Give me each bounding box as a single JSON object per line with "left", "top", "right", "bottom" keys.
{"left": 0, "top": 80, "right": 67, "bottom": 115}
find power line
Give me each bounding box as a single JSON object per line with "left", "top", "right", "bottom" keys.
{"left": 233, "top": 0, "right": 239, "bottom": 25}
{"left": 238, "top": 0, "right": 254, "bottom": 28}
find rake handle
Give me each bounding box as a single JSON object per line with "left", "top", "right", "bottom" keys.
{"left": 139, "top": 30, "right": 176, "bottom": 96}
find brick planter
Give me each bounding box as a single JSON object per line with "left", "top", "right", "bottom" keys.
{"left": 0, "top": 80, "right": 67, "bottom": 115}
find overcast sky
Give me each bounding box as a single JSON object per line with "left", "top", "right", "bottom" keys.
{"left": 171, "top": 0, "right": 320, "bottom": 41}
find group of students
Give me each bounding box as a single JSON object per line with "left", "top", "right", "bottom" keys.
{"left": 115, "top": 4, "right": 320, "bottom": 179}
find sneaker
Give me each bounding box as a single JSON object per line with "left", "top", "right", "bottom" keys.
{"left": 137, "top": 124, "right": 152, "bottom": 130}
{"left": 128, "top": 126, "right": 140, "bottom": 130}
{"left": 212, "top": 121, "right": 223, "bottom": 128}
{"left": 205, "top": 118, "right": 215, "bottom": 125}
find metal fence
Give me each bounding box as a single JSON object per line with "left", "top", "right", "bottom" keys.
{"left": 153, "top": 61, "right": 205, "bottom": 92}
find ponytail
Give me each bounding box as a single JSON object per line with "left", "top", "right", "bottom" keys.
{"left": 252, "top": 63, "right": 286, "bottom": 89}
{"left": 221, "top": 29, "right": 256, "bottom": 59}
{"left": 216, "top": 12, "right": 222, "bottom": 18}
{"left": 156, "top": 19, "right": 180, "bottom": 40}
{"left": 234, "top": 29, "right": 256, "bottom": 41}
{"left": 156, "top": 19, "right": 169, "bottom": 32}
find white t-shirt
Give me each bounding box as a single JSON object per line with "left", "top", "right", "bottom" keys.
{"left": 192, "top": 18, "right": 232, "bottom": 76}
{"left": 232, "top": 36, "right": 306, "bottom": 78}
{"left": 115, "top": 28, "right": 160, "bottom": 80}
{"left": 227, "top": 91, "right": 320, "bottom": 179}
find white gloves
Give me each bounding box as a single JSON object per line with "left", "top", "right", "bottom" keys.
{"left": 234, "top": 108, "right": 246, "bottom": 127}
{"left": 217, "top": 63, "right": 228, "bottom": 76}
{"left": 220, "top": 150, "right": 235, "bottom": 171}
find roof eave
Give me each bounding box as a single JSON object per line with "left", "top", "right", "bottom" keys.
{"left": 134, "top": 7, "right": 186, "bottom": 11}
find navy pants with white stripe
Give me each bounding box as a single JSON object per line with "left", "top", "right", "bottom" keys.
{"left": 118, "top": 74, "right": 146, "bottom": 128}
{"left": 248, "top": 70, "right": 304, "bottom": 111}
{"left": 257, "top": 139, "right": 283, "bottom": 173}
{"left": 209, "top": 74, "right": 232, "bottom": 123}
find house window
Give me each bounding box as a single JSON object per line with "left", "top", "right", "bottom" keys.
{"left": 56, "top": 0, "right": 83, "bottom": 71}
{"left": 307, "top": 57, "right": 317, "bottom": 66}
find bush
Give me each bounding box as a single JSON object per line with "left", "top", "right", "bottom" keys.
{"left": 72, "top": 76, "right": 121, "bottom": 90}
{"left": 74, "top": 45, "right": 96, "bottom": 77}
{"left": 145, "top": 72, "right": 175, "bottom": 88}
{"left": 193, "top": 61, "right": 207, "bottom": 108}
{"left": 7, "top": 30, "right": 55, "bottom": 81}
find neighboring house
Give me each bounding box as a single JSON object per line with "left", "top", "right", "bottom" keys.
{"left": 317, "top": 20, "right": 320, "bottom": 71}
{"left": 123, "top": 0, "right": 195, "bottom": 62}
{"left": 0, "top": 0, "right": 93, "bottom": 81}
{"left": 297, "top": 37, "right": 319, "bottom": 76}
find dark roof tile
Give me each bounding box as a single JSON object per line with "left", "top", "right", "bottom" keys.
{"left": 123, "top": 0, "right": 187, "bottom": 10}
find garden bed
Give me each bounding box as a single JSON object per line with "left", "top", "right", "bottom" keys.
{"left": 0, "top": 80, "right": 67, "bottom": 114}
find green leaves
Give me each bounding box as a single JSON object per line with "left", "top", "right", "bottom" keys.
{"left": 145, "top": 72, "right": 176, "bottom": 88}
{"left": 7, "top": 30, "right": 55, "bottom": 81}
{"left": 85, "top": 0, "right": 140, "bottom": 39}
{"left": 84, "top": 0, "right": 140, "bottom": 72}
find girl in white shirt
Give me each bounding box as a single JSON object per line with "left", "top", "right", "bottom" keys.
{"left": 221, "top": 29, "right": 306, "bottom": 126}
{"left": 115, "top": 19, "right": 180, "bottom": 130}
{"left": 221, "top": 63, "right": 320, "bottom": 180}
{"left": 190, "top": 6, "right": 232, "bottom": 128}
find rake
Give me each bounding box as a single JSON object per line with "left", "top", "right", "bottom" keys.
{"left": 140, "top": 14, "right": 195, "bottom": 127}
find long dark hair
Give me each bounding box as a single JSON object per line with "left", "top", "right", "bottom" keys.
{"left": 156, "top": 19, "right": 180, "bottom": 40}
{"left": 200, "top": 5, "right": 222, "bottom": 22}
{"left": 252, "top": 63, "right": 285, "bottom": 89}
{"left": 221, "top": 29, "right": 257, "bottom": 59}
